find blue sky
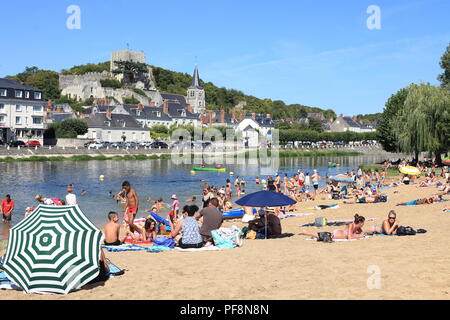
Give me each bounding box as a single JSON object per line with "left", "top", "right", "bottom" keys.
{"left": 0, "top": 0, "right": 448, "bottom": 115}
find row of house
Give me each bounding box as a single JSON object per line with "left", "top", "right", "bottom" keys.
{"left": 0, "top": 68, "right": 376, "bottom": 147}
{"left": 0, "top": 78, "right": 46, "bottom": 143}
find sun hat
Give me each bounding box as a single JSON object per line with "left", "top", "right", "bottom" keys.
{"left": 67, "top": 188, "right": 73, "bottom": 193}
{"left": 171, "top": 194, "right": 177, "bottom": 200}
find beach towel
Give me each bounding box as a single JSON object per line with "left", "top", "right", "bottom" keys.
{"left": 315, "top": 204, "right": 339, "bottom": 210}
{"left": 175, "top": 246, "right": 221, "bottom": 252}
{"left": 0, "top": 272, "right": 21, "bottom": 291}
{"left": 106, "top": 263, "right": 125, "bottom": 277}
{"left": 278, "top": 212, "right": 315, "bottom": 219}
{"left": 305, "top": 236, "right": 371, "bottom": 242}
{"left": 102, "top": 244, "right": 149, "bottom": 252}
{"left": 153, "top": 237, "right": 175, "bottom": 249}
{"left": 443, "top": 208, "right": 450, "bottom": 213}
{"left": 102, "top": 244, "right": 172, "bottom": 253}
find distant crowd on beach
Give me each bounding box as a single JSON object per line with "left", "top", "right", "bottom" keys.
{"left": 1, "top": 158, "right": 449, "bottom": 248}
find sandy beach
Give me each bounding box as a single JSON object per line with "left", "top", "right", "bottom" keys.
{"left": 1, "top": 180, "right": 449, "bottom": 300}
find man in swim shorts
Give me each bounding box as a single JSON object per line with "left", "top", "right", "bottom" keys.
{"left": 119, "top": 181, "right": 145, "bottom": 239}
{"left": 1, "top": 194, "right": 14, "bottom": 224}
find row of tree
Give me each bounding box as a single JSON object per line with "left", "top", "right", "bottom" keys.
{"left": 378, "top": 44, "right": 450, "bottom": 163}
{"left": 279, "top": 130, "right": 378, "bottom": 144}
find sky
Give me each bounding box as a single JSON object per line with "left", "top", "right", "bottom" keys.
{"left": 0, "top": 0, "right": 449, "bottom": 115}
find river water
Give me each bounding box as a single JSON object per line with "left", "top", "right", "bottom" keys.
{"left": 0, "top": 154, "right": 392, "bottom": 239}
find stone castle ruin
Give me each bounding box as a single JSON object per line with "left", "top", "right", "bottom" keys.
{"left": 59, "top": 50, "right": 160, "bottom": 105}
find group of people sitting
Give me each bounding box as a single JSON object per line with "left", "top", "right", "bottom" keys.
{"left": 103, "top": 197, "right": 225, "bottom": 249}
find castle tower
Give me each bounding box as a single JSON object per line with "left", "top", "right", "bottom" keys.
{"left": 186, "top": 65, "right": 206, "bottom": 114}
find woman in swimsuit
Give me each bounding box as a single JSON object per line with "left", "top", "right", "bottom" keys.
{"left": 367, "top": 211, "right": 399, "bottom": 235}
{"left": 298, "top": 214, "right": 366, "bottom": 240}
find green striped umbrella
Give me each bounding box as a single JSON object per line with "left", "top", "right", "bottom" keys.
{"left": 2, "top": 205, "right": 104, "bottom": 294}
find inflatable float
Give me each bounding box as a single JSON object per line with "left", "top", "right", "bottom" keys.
{"left": 399, "top": 166, "right": 421, "bottom": 176}
{"left": 329, "top": 176, "right": 355, "bottom": 183}
{"left": 443, "top": 156, "right": 450, "bottom": 166}
{"left": 223, "top": 208, "right": 257, "bottom": 220}
{"left": 193, "top": 166, "right": 226, "bottom": 172}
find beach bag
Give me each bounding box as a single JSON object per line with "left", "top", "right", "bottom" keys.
{"left": 317, "top": 232, "right": 333, "bottom": 243}
{"left": 153, "top": 237, "right": 175, "bottom": 248}
{"left": 379, "top": 194, "right": 388, "bottom": 202}
{"left": 315, "top": 217, "right": 328, "bottom": 227}
{"left": 396, "top": 226, "right": 416, "bottom": 236}
{"left": 211, "top": 230, "right": 236, "bottom": 249}
{"left": 246, "top": 230, "right": 256, "bottom": 240}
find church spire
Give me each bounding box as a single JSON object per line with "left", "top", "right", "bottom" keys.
{"left": 190, "top": 65, "right": 203, "bottom": 89}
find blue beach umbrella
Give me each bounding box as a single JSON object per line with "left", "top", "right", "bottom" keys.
{"left": 235, "top": 191, "right": 296, "bottom": 239}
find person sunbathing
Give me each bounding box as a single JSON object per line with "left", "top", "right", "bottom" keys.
{"left": 367, "top": 211, "right": 399, "bottom": 235}
{"left": 397, "top": 197, "right": 434, "bottom": 206}
{"left": 344, "top": 194, "right": 381, "bottom": 204}
{"left": 298, "top": 214, "right": 366, "bottom": 240}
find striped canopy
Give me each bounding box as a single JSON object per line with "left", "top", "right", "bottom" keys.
{"left": 2, "top": 205, "right": 104, "bottom": 294}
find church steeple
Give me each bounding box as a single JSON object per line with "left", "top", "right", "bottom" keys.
{"left": 190, "top": 65, "right": 203, "bottom": 89}
{"left": 187, "top": 64, "right": 206, "bottom": 115}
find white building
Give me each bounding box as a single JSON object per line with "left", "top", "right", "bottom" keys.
{"left": 0, "top": 78, "right": 46, "bottom": 143}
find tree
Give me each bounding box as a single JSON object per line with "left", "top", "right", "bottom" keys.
{"left": 438, "top": 43, "right": 450, "bottom": 89}
{"left": 59, "top": 118, "right": 88, "bottom": 137}
{"left": 378, "top": 87, "right": 409, "bottom": 152}
{"left": 113, "top": 61, "right": 149, "bottom": 87}
{"left": 6, "top": 67, "right": 60, "bottom": 100}
{"left": 394, "top": 83, "right": 450, "bottom": 162}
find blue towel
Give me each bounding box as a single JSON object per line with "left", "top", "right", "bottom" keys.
{"left": 102, "top": 244, "right": 172, "bottom": 253}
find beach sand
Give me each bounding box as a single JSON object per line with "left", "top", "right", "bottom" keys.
{"left": 1, "top": 182, "right": 449, "bottom": 300}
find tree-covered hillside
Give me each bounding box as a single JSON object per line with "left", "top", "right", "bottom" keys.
{"left": 6, "top": 61, "right": 338, "bottom": 120}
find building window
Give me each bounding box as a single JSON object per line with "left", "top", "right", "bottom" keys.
{"left": 0, "top": 116, "right": 5, "bottom": 123}
{"left": 25, "top": 91, "right": 30, "bottom": 99}
{"left": 0, "top": 104, "right": 4, "bottom": 111}
{"left": 16, "top": 105, "right": 22, "bottom": 112}
{"left": 0, "top": 89, "right": 6, "bottom": 97}
{"left": 16, "top": 117, "right": 22, "bottom": 125}
{"left": 34, "top": 92, "right": 42, "bottom": 100}
{"left": 33, "top": 117, "right": 43, "bottom": 125}
{"left": 190, "top": 91, "right": 195, "bottom": 97}
{"left": 33, "top": 106, "right": 43, "bottom": 112}
{"left": 15, "top": 90, "right": 23, "bottom": 98}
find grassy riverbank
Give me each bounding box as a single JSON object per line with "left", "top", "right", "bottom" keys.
{"left": 359, "top": 164, "right": 399, "bottom": 176}
{"left": 0, "top": 150, "right": 364, "bottom": 163}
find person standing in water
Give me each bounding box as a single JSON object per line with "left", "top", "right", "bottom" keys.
{"left": 312, "top": 170, "right": 321, "bottom": 198}
{"left": 1, "top": 195, "right": 14, "bottom": 224}
{"left": 118, "top": 181, "right": 145, "bottom": 239}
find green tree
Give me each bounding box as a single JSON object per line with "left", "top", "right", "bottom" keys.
{"left": 7, "top": 67, "right": 60, "bottom": 100}
{"left": 123, "top": 96, "right": 140, "bottom": 105}
{"left": 378, "top": 87, "right": 409, "bottom": 152}
{"left": 100, "top": 79, "right": 123, "bottom": 89}
{"left": 394, "top": 83, "right": 450, "bottom": 162}
{"left": 438, "top": 43, "right": 450, "bottom": 89}
{"left": 113, "top": 61, "right": 149, "bottom": 86}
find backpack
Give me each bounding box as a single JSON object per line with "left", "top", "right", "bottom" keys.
{"left": 317, "top": 232, "right": 333, "bottom": 243}
{"left": 396, "top": 226, "right": 416, "bottom": 236}
{"left": 315, "top": 217, "right": 328, "bottom": 227}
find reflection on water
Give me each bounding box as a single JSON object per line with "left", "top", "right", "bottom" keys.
{"left": 0, "top": 155, "right": 389, "bottom": 239}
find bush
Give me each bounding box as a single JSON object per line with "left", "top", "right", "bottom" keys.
{"left": 123, "top": 96, "right": 140, "bottom": 104}
{"left": 100, "top": 79, "right": 123, "bottom": 89}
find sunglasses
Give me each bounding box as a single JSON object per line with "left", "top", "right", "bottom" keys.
{"left": 389, "top": 217, "right": 396, "bottom": 220}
